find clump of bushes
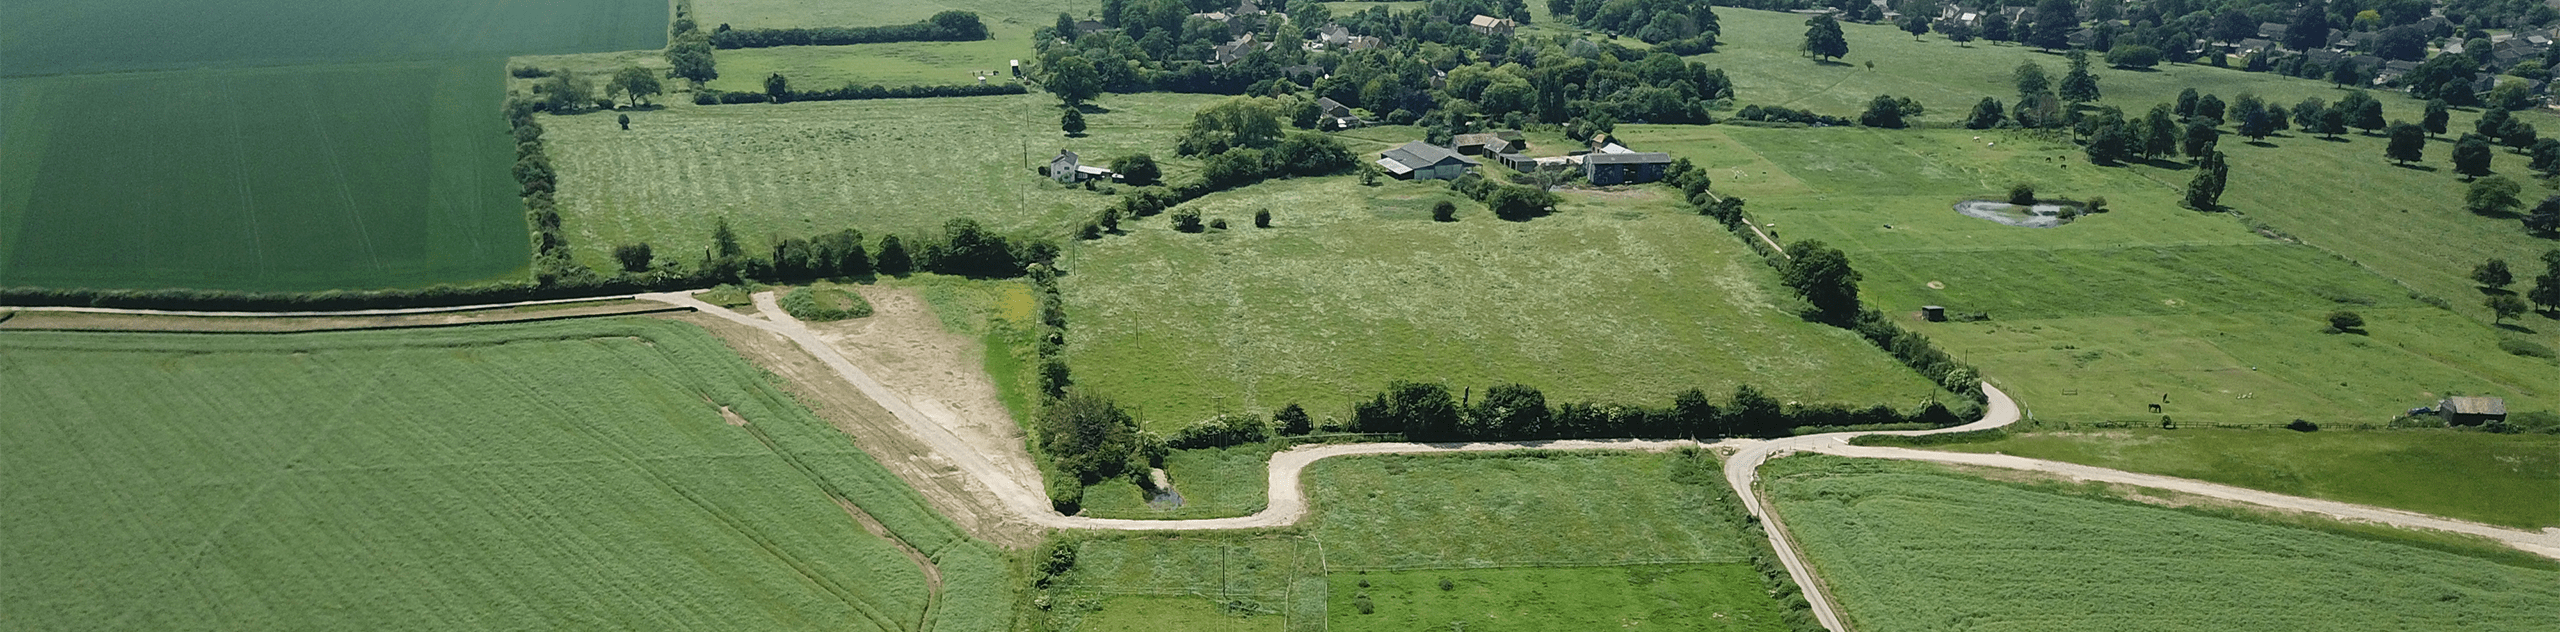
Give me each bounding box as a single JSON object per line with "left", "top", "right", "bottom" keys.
{"left": 1734, "top": 104, "right": 1853, "bottom": 126}
{"left": 2007, "top": 183, "right": 2037, "bottom": 206}
{"left": 777, "top": 286, "right": 872, "bottom": 321}
{"left": 2327, "top": 310, "right": 2366, "bottom": 333}
{"left": 694, "top": 81, "right": 1024, "bottom": 105}
{"left": 708, "top": 11, "right": 988, "bottom": 48}
{"left": 1167, "top": 413, "right": 1270, "bottom": 449}
{"left": 2286, "top": 419, "right": 2321, "bottom": 432}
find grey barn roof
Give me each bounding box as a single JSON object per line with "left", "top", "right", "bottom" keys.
{"left": 1583, "top": 151, "right": 1671, "bottom": 165}
{"left": 1379, "top": 141, "right": 1477, "bottom": 172}
{"left": 2444, "top": 396, "right": 2508, "bottom": 415}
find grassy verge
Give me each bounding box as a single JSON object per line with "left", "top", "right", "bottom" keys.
{"left": 1080, "top": 443, "right": 1277, "bottom": 520}
{"left": 1926, "top": 426, "right": 2560, "bottom": 529}
{"left": 1762, "top": 454, "right": 2560, "bottom": 631}
{"left": 1330, "top": 564, "right": 1787, "bottom": 632}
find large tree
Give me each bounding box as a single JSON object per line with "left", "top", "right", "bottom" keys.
{"left": 1966, "top": 97, "right": 2006, "bottom": 129}
{"left": 1037, "top": 392, "right": 1138, "bottom": 483}
{"left": 2466, "top": 175, "right": 2523, "bottom": 216}
{"left": 1044, "top": 55, "right": 1103, "bottom": 105}
{"left": 2474, "top": 259, "right": 2516, "bottom": 289}
{"left": 1803, "top": 14, "right": 1849, "bottom": 61}
{"left": 2285, "top": 0, "right": 2332, "bottom": 52}
{"left": 2058, "top": 50, "right": 2101, "bottom": 104}
{"left": 1781, "top": 239, "right": 1863, "bottom": 318}
{"left": 2422, "top": 98, "right": 2451, "bottom": 136}
{"left": 2530, "top": 195, "right": 2560, "bottom": 236}
{"left": 666, "top": 35, "right": 717, "bottom": 84}
{"left": 1981, "top": 11, "right": 2012, "bottom": 43}
{"left": 607, "top": 66, "right": 662, "bottom": 107}
{"left": 2385, "top": 121, "right": 2426, "bottom": 165}
{"left": 2014, "top": 60, "right": 2052, "bottom": 101}
{"left": 2028, "top": 0, "right": 2078, "bottom": 50}
{"left": 2453, "top": 133, "right": 2497, "bottom": 178}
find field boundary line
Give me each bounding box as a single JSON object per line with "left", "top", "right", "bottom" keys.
{"left": 0, "top": 304, "right": 692, "bottom": 335}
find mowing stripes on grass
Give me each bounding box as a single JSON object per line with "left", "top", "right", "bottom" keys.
{"left": 1064, "top": 176, "right": 1945, "bottom": 430}
{"left": 1763, "top": 455, "right": 2560, "bottom": 631}
{"left": 0, "top": 319, "right": 1006, "bottom": 631}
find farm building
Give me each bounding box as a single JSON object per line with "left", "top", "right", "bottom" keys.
{"left": 1378, "top": 141, "right": 1478, "bottom": 180}
{"left": 1451, "top": 132, "right": 1523, "bottom": 156}
{"left": 1313, "top": 97, "right": 1363, "bottom": 129}
{"left": 2437, "top": 396, "right": 2508, "bottom": 426}
{"left": 1046, "top": 150, "right": 1116, "bottom": 184}
{"left": 1468, "top": 15, "right": 1517, "bottom": 36}
{"left": 1582, "top": 152, "right": 1672, "bottom": 185}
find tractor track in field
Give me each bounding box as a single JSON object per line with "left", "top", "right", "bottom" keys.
{"left": 26, "top": 291, "right": 2560, "bottom": 632}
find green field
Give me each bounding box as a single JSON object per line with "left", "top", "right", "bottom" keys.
{"left": 1, "top": 62, "right": 531, "bottom": 291}
{"left": 1619, "top": 122, "right": 2560, "bottom": 425}
{"left": 1331, "top": 565, "right": 1785, "bottom": 632}
{"left": 706, "top": 42, "right": 1025, "bottom": 92}
{"left": 546, "top": 91, "right": 1216, "bottom": 271}
{"left": 1081, "top": 444, "right": 1276, "bottom": 520}
{"left": 0, "top": 319, "right": 1008, "bottom": 631}
{"left": 1062, "top": 175, "right": 1947, "bottom": 429}
{"left": 1931, "top": 427, "right": 2560, "bottom": 529}
{"left": 1763, "top": 455, "right": 2560, "bottom": 631}
{"left": 0, "top": 0, "right": 665, "bottom": 292}
{"left": 1040, "top": 451, "right": 1787, "bottom": 631}
{"left": 0, "top": 0, "right": 665, "bottom": 76}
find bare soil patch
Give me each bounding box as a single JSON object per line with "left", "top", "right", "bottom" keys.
{"left": 661, "top": 311, "right": 1044, "bottom": 548}
{"left": 801, "top": 287, "right": 1042, "bottom": 485}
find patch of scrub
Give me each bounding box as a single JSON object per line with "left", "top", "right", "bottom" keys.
{"left": 1955, "top": 200, "right": 2080, "bottom": 227}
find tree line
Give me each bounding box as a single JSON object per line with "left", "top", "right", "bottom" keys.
{"left": 694, "top": 81, "right": 1025, "bottom": 105}
{"left": 708, "top": 11, "right": 989, "bottom": 49}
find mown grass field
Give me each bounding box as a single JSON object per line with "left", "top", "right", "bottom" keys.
{"left": 1619, "top": 122, "right": 2560, "bottom": 425}
{"left": 545, "top": 91, "right": 1214, "bottom": 271}
{"left": 1330, "top": 565, "right": 1786, "bottom": 632}
{"left": 705, "top": 41, "right": 1024, "bottom": 92}
{"left": 1063, "top": 175, "right": 1947, "bottom": 430}
{"left": 0, "top": 0, "right": 665, "bottom": 292}
{"left": 1932, "top": 427, "right": 2560, "bottom": 529}
{"left": 1040, "top": 451, "right": 1785, "bottom": 631}
{"left": 0, "top": 319, "right": 1008, "bottom": 631}
{"left": 1763, "top": 455, "right": 2560, "bottom": 632}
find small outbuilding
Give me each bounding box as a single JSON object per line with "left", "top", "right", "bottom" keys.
{"left": 1581, "top": 151, "right": 1672, "bottom": 186}
{"left": 1378, "top": 141, "right": 1478, "bottom": 180}
{"left": 1451, "top": 132, "right": 1521, "bottom": 156}
{"left": 2438, "top": 396, "right": 2508, "bottom": 426}
{"left": 1468, "top": 15, "right": 1517, "bottom": 37}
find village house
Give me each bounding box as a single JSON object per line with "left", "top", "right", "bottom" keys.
{"left": 1468, "top": 15, "right": 1517, "bottom": 37}
{"left": 1377, "top": 141, "right": 1477, "bottom": 180}
{"left": 1046, "top": 150, "right": 1116, "bottom": 184}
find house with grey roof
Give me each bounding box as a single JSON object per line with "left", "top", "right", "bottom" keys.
{"left": 1378, "top": 141, "right": 1478, "bottom": 180}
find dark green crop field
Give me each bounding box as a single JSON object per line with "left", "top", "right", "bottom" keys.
{"left": 0, "top": 0, "right": 662, "bottom": 292}
{"left": 0, "top": 318, "right": 1009, "bottom": 631}
{"left": 0, "top": 0, "right": 666, "bottom": 76}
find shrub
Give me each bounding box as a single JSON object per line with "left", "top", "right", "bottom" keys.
{"left": 777, "top": 286, "right": 873, "bottom": 321}
{"left": 1167, "top": 413, "right": 1270, "bottom": 449}
{"left": 1274, "top": 403, "right": 1312, "bottom": 435}
{"left": 2007, "top": 183, "right": 2036, "bottom": 206}
{"left": 2286, "top": 419, "right": 2322, "bottom": 432}
{"left": 1171, "top": 208, "right": 1204, "bottom": 232}
{"left": 1210, "top": 218, "right": 1229, "bottom": 230}
{"left": 612, "top": 243, "right": 654, "bottom": 273}
{"left": 2500, "top": 337, "right": 2556, "bottom": 358}
{"left": 1432, "top": 200, "right": 1457, "bottom": 222}
{"left": 2327, "top": 310, "right": 2365, "bottom": 331}
{"left": 1437, "top": 577, "right": 1455, "bottom": 591}
{"left": 1353, "top": 594, "right": 1375, "bottom": 614}
{"left": 1254, "top": 209, "right": 1271, "bottom": 228}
